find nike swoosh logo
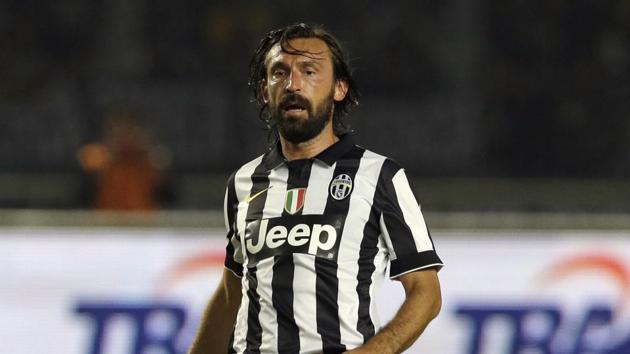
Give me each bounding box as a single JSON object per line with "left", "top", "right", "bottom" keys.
{"left": 246, "top": 186, "right": 273, "bottom": 203}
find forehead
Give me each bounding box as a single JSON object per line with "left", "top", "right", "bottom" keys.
{"left": 265, "top": 37, "right": 332, "bottom": 67}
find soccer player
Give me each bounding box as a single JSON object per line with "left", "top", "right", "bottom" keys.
{"left": 188, "top": 23, "right": 443, "bottom": 354}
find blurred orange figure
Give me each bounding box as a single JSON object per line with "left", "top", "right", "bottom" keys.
{"left": 78, "top": 109, "right": 171, "bottom": 211}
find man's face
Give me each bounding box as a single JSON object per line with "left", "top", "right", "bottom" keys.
{"left": 263, "top": 37, "right": 347, "bottom": 144}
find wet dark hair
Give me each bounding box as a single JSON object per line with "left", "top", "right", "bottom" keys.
{"left": 248, "top": 23, "right": 360, "bottom": 142}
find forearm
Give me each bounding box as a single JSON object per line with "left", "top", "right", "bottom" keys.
{"left": 346, "top": 270, "right": 442, "bottom": 354}
{"left": 188, "top": 272, "right": 242, "bottom": 354}
{"left": 356, "top": 293, "right": 439, "bottom": 353}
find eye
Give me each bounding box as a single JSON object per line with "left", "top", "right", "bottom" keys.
{"left": 305, "top": 69, "right": 316, "bottom": 76}
{"left": 271, "top": 69, "right": 287, "bottom": 79}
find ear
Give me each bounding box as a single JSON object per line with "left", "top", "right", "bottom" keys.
{"left": 333, "top": 79, "right": 349, "bottom": 102}
{"left": 261, "top": 79, "right": 269, "bottom": 104}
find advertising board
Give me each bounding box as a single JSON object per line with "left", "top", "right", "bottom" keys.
{"left": 2, "top": 228, "right": 630, "bottom": 353}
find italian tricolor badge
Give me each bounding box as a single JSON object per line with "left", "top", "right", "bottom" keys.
{"left": 285, "top": 188, "right": 306, "bottom": 214}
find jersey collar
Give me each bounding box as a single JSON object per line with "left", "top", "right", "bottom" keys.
{"left": 262, "top": 133, "right": 355, "bottom": 171}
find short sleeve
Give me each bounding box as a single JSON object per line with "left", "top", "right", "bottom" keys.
{"left": 223, "top": 173, "right": 243, "bottom": 277}
{"left": 376, "top": 160, "right": 443, "bottom": 279}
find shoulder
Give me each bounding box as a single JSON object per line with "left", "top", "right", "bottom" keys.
{"left": 236, "top": 153, "right": 267, "bottom": 173}
{"left": 229, "top": 153, "right": 266, "bottom": 182}
{"left": 355, "top": 145, "right": 404, "bottom": 180}
{"left": 224, "top": 153, "right": 267, "bottom": 198}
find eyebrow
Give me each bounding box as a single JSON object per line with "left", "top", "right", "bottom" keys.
{"left": 296, "top": 58, "right": 323, "bottom": 69}
{"left": 268, "top": 61, "right": 290, "bottom": 73}
{"left": 268, "top": 57, "right": 324, "bottom": 73}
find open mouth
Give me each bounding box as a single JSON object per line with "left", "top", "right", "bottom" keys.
{"left": 280, "top": 95, "right": 310, "bottom": 115}
{"left": 283, "top": 103, "right": 306, "bottom": 113}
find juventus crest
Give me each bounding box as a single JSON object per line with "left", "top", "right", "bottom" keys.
{"left": 329, "top": 174, "right": 353, "bottom": 200}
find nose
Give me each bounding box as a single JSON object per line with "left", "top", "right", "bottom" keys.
{"left": 285, "top": 69, "right": 302, "bottom": 93}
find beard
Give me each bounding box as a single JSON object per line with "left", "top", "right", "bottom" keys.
{"left": 270, "top": 90, "right": 334, "bottom": 144}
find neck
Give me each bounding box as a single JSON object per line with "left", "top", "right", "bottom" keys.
{"left": 279, "top": 122, "right": 339, "bottom": 161}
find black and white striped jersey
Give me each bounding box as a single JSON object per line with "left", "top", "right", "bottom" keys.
{"left": 223, "top": 134, "right": 443, "bottom": 354}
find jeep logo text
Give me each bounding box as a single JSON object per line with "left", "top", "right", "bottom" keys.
{"left": 243, "top": 215, "right": 344, "bottom": 263}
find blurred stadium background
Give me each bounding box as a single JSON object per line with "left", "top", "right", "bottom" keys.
{"left": 2, "top": 1, "right": 630, "bottom": 354}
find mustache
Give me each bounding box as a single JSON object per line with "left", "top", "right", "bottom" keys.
{"left": 279, "top": 93, "right": 312, "bottom": 110}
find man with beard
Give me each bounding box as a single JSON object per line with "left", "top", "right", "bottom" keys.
{"left": 188, "top": 23, "right": 443, "bottom": 354}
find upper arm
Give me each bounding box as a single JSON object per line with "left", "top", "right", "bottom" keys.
{"left": 222, "top": 267, "right": 243, "bottom": 305}
{"left": 398, "top": 269, "right": 442, "bottom": 316}
{"left": 376, "top": 160, "right": 443, "bottom": 279}
{"left": 223, "top": 172, "right": 244, "bottom": 277}
{"left": 398, "top": 269, "right": 441, "bottom": 296}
